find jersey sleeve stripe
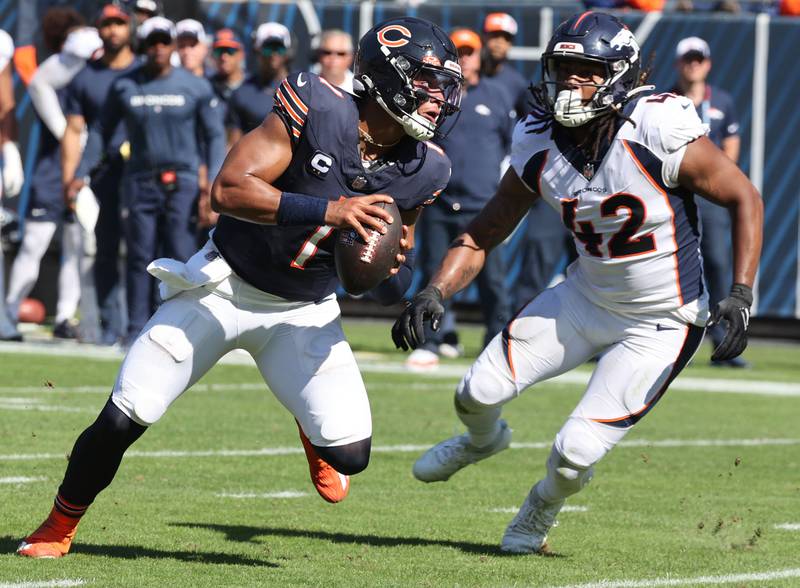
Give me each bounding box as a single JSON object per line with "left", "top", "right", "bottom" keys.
{"left": 281, "top": 80, "right": 309, "bottom": 115}
{"left": 276, "top": 88, "right": 305, "bottom": 128}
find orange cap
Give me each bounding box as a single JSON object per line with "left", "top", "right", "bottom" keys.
{"left": 483, "top": 13, "right": 518, "bottom": 36}
{"left": 97, "top": 4, "right": 130, "bottom": 25}
{"left": 450, "top": 28, "right": 481, "bottom": 51}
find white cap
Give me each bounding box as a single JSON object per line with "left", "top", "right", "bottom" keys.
{"left": 176, "top": 19, "right": 207, "bottom": 44}
{"left": 676, "top": 36, "right": 710, "bottom": 59}
{"left": 137, "top": 16, "right": 176, "bottom": 41}
{"left": 254, "top": 22, "right": 291, "bottom": 49}
{"left": 134, "top": 0, "right": 159, "bottom": 14}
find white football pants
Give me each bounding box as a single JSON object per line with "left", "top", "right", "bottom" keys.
{"left": 112, "top": 271, "right": 372, "bottom": 447}
{"left": 5, "top": 220, "right": 82, "bottom": 324}
{"left": 460, "top": 278, "right": 705, "bottom": 469}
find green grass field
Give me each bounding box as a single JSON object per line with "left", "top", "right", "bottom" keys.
{"left": 1, "top": 321, "right": 799, "bottom": 587}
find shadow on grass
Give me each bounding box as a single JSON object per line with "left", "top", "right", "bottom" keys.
{"left": 0, "top": 536, "right": 278, "bottom": 567}
{"left": 171, "top": 522, "right": 564, "bottom": 558}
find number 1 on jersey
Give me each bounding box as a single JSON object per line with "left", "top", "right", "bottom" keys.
{"left": 291, "top": 225, "right": 334, "bottom": 269}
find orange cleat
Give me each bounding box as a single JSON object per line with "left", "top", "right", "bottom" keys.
{"left": 296, "top": 421, "right": 350, "bottom": 503}
{"left": 17, "top": 506, "right": 80, "bottom": 558}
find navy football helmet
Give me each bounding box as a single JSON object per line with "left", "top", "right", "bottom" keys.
{"left": 355, "top": 17, "right": 463, "bottom": 141}
{"left": 538, "top": 12, "right": 648, "bottom": 127}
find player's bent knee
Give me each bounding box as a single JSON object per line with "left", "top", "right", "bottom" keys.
{"left": 94, "top": 399, "right": 148, "bottom": 445}
{"left": 555, "top": 417, "right": 610, "bottom": 469}
{"left": 539, "top": 446, "right": 594, "bottom": 502}
{"left": 314, "top": 437, "right": 371, "bottom": 475}
{"left": 456, "top": 370, "right": 509, "bottom": 412}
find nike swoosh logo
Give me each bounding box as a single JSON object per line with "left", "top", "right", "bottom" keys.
{"left": 297, "top": 73, "right": 306, "bottom": 87}
{"left": 656, "top": 323, "right": 679, "bottom": 331}
{"left": 681, "top": 103, "right": 690, "bottom": 110}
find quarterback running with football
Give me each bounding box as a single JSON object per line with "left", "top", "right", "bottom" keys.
{"left": 393, "top": 12, "right": 762, "bottom": 554}
{"left": 18, "top": 17, "right": 462, "bottom": 558}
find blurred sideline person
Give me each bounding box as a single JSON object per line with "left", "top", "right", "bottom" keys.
{"left": 227, "top": 22, "right": 292, "bottom": 144}
{"left": 408, "top": 28, "right": 513, "bottom": 370}
{"left": 208, "top": 28, "right": 245, "bottom": 148}
{"left": 63, "top": 4, "right": 138, "bottom": 346}
{"left": 65, "top": 17, "right": 225, "bottom": 347}
{"left": 482, "top": 13, "right": 529, "bottom": 118}
{"left": 176, "top": 19, "right": 208, "bottom": 77}
{"left": 175, "top": 19, "right": 219, "bottom": 240}
{"left": 672, "top": 37, "right": 746, "bottom": 368}
{"left": 394, "top": 12, "right": 762, "bottom": 554}
{"left": 16, "top": 16, "right": 462, "bottom": 559}
{"left": 6, "top": 9, "right": 103, "bottom": 340}
{"left": 314, "top": 29, "right": 355, "bottom": 94}
{"left": 0, "top": 27, "right": 23, "bottom": 341}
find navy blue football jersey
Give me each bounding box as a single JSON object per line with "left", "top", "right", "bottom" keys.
{"left": 213, "top": 72, "right": 451, "bottom": 301}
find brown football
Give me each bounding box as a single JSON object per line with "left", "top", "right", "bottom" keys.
{"left": 335, "top": 200, "right": 402, "bottom": 295}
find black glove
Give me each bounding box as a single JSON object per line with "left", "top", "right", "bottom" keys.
{"left": 391, "top": 285, "right": 445, "bottom": 351}
{"left": 708, "top": 283, "right": 753, "bottom": 361}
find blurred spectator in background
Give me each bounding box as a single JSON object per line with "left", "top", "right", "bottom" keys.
{"left": 67, "top": 17, "right": 225, "bottom": 346}
{"left": 673, "top": 37, "right": 746, "bottom": 368}
{"left": 781, "top": 0, "right": 800, "bottom": 13}
{"left": 176, "top": 19, "right": 208, "bottom": 77}
{"left": 481, "top": 13, "right": 528, "bottom": 118}
{"left": 408, "top": 28, "right": 513, "bottom": 371}
{"left": 132, "top": 0, "right": 160, "bottom": 26}
{"left": 62, "top": 4, "right": 138, "bottom": 346}
{"left": 314, "top": 29, "right": 354, "bottom": 93}
{"left": 209, "top": 28, "right": 245, "bottom": 148}
{"left": 227, "top": 22, "right": 292, "bottom": 144}
{"left": 6, "top": 8, "right": 102, "bottom": 341}
{"left": 175, "top": 19, "right": 218, "bottom": 238}
{"left": 0, "top": 27, "right": 23, "bottom": 341}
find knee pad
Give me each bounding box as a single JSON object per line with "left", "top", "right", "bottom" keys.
{"left": 314, "top": 437, "right": 371, "bottom": 476}
{"left": 455, "top": 368, "right": 508, "bottom": 414}
{"left": 555, "top": 417, "right": 610, "bottom": 469}
{"left": 544, "top": 446, "right": 594, "bottom": 499}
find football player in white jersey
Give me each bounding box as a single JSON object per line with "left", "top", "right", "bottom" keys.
{"left": 393, "top": 11, "right": 763, "bottom": 554}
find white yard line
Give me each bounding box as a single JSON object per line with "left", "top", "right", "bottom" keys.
{"left": 774, "top": 523, "right": 800, "bottom": 531}
{"left": 0, "top": 476, "right": 47, "bottom": 484}
{"left": 489, "top": 505, "right": 588, "bottom": 514}
{"left": 549, "top": 567, "right": 800, "bottom": 588}
{"left": 0, "top": 581, "right": 85, "bottom": 588}
{"left": 1, "top": 437, "right": 796, "bottom": 462}
{"left": 215, "top": 490, "right": 309, "bottom": 499}
{"left": 0, "top": 403, "right": 95, "bottom": 413}
{"left": 1, "top": 341, "right": 799, "bottom": 397}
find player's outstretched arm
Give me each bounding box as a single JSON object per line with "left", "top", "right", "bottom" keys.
{"left": 392, "top": 168, "right": 535, "bottom": 350}
{"left": 211, "top": 113, "right": 394, "bottom": 241}
{"left": 678, "top": 135, "right": 764, "bottom": 360}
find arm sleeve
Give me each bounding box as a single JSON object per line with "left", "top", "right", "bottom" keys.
{"left": 272, "top": 73, "right": 312, "bottom": 148}
{"left": 197, "top": 85, "right": 226, "bottom": 180}
{"left": 75, "top": 79, "right": 123, "bottom": 178}
{"left": 28, "top": 53, "right": 86, "bottom": 139}
{"left": 0, "top": 30, "right": 14, "bottom": 71}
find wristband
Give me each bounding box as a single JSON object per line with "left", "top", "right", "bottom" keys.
{"left": 276, "top": 192, "right": 328, "bottom": 226}
{"left": 729, "top": 283, "right": 753, "bottom": 306}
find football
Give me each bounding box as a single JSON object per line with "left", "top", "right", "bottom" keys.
{"left": 335, "top": 200, "right": 402, "bottom": 295}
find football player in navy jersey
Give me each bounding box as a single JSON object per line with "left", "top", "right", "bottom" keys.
{"left": 394, "top": 12, "right": 762, "bottom": 554}
{"left": 17, "top": 16, "right": 462, "bottom": 559}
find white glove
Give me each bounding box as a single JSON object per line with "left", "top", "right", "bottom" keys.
{"left": 2, "top": 141, "right": 24, "bottom": 197}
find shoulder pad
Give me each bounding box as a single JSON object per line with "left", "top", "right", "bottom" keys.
{"left": 623, "top": 93, "right": 708, "bottom": 158}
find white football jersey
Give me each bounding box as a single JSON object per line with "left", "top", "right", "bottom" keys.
{"left": 511, "top": 94, "right": 709, "bottom": 318}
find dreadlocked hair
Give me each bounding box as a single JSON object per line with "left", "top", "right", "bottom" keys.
{"left": 524, "top": 63, "right": 653, "bottom": 162}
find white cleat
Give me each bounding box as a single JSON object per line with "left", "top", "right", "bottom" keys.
{"left": 413, "top": 420, "right": 512, "bottom": 482}
{"left": 405, "top": 348, "right": 439, "bottom": 372}
{"left": 501, "top": 483, "right": 564, "bottom": 554}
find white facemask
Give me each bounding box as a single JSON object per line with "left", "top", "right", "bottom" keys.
{"left": 553, "top": 88, "right": 598, "bottom": 127}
